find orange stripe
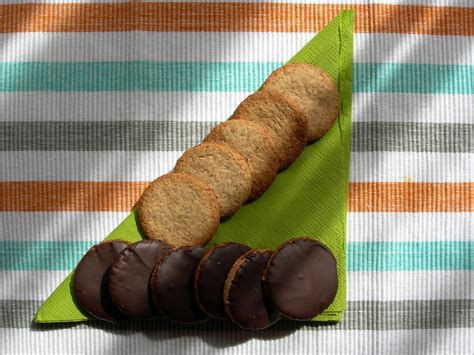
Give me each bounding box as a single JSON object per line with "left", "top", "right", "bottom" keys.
{"left": 0, "top": 182, "right": 472, "bottom": 212}
{"left": 0, "top": 182, "right": 148, "bottom": 212}
{"left": 349, "top": 182, "right": 473, "bottom": 213}
{"left": 0, "top": 3, "right": 472, "bottom": 36}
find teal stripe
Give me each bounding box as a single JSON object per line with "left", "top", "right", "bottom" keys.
{"left": 0, "top": 241, "right": 95, "bottom": 271}
{"left": 0, "top": 241, "right": 472, "bottom": 271}
{"left": 0, "top": 61, "right": 281, "bottom": 92}
{"left": 348, "top": 242, "right": 473, "bottom": 272}
{"left": 0, "top": 62, "right": 472, "bottom": 93}
{"left": 353, "top": 63, "right": 474, "bottom": 94}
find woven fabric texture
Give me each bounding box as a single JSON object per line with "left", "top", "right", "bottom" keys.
{"left": 0, "top": 1, "right": 472, "bottom": 354}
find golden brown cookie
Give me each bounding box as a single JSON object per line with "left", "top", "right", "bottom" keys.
{"left": 231, "top": 90, "right": 308, "bottom": 170}
{"left": 174, "top": 142, "right": 252, "bottom": 217}
{"left": 262, "top": 63, "right": 340, "bottom": 142}
{"left": 138, "top": 173, "right": 220, "bottom": 247}
{"left": 204, "top": 120, "right": 279, "bottom": 200}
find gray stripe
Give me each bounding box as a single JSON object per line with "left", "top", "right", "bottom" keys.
{"left": 0, "top": 121, "right": 218, "bottom": 152}
{"left": 352, "top": 122, "right": 473, "bottom": 153}
{"left": 0, "top": 122, "right": 472, "bottom": 153}
{"left": 2, "top": 300, "right": 472, "bottom": 330}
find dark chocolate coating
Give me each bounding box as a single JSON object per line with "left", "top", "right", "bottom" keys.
{"left": 73, "top": 241, "right": 129, "bottom": 323}
{"left": 194, "top": 243, "right": 250, "bottom": 319}
{"left": 151, "top": 246, "right": 208, "bottom": 324}
{"left": 224, "top": 250, "right": 280, "bottom": 330}
{"left": 108, "top": 240, "right": 172, "bottom": 319}
{"left": 263, "top": 238, "right": 338, "bottom": 320}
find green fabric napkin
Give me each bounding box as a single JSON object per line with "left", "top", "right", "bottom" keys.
{"left": 34, "top": 10, "right": 354, "bottom": 324}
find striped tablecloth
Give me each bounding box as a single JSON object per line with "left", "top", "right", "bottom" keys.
{"left": 0, "top": 1, "right": 472, "bottom": 354}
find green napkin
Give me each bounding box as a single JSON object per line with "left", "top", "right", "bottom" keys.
{"left": 34, "top": 10, "right": 354, "bottom": 324}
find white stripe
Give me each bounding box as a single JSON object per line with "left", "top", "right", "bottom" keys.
{"left": 0, "top": 152, "right": 181, "bottom": 182}
{"left": 1, "top": 328, "right": 472, "bottom": 354}
{"left": 0, "top": 151, "right": 472, "bottom": 182}
{"left": 356, "top": 34, "right": 474, "bottom": 65}
{"left": 352, "top": 92, "right": 474, "bottom": 124}
{"left": 347, "top": 212, "right": 473, "bottom": 242}
{"left": 0, "top": 212, "right": 129, "bottom": 242}
{"left": 0, "top": 271, "right": 70, "bottom": 301}
{"left": 1, "top": 32, "right": 473, "bottom": 64}
{"left": 2, "top": 270, "right": 471, "bottom": 302}
{"left": 347, "top": 271, "right": 474, "bottom": 301}
{"left": 350, "top": 152, "right": 474, "bottom": 183}
{"left": 0, "top": 92, "right": 471, "bottom": 124}
{"left": 2, "top": 212, "right": 472, "bottom": 242}
{"left": 0, "top": 92, "right": 245, "bottom": 123}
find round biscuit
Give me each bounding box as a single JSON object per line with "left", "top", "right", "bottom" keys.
{"left": 138, "top": 173, "right": 220, "bottom": 247}
{"left": 204, "top": 120, "right": 279, "bottom": 201}
{"left": 223, "top": 249, "right": 280, "bottom": 330}
{"left": 193, "top": 242, "right": 250, "bottom": 319}
{"left": 174, "top": 142, "right": 252, "bottom": 217}
{"left": 262, "top": 63, "right": 340, "bottom": 142}
{"left": 262, "top": 237, "right": 338, "bottom": 320}
{"left": 231, "top": 90, "right": 308, "bottom": 170}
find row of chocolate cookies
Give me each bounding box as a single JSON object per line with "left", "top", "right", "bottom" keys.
{"left": 73, "top": 237, "right": 338, "bottom": 330}
{"left": 138, "top": 64, "right": 340, "bottom": 247}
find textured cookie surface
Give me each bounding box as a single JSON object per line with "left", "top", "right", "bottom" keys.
{"left": 174, "top": 143, "right": 252, "bottom": 217}
{"left": 108, "top": 240, "right": 172, "bottom": 319}
{"left": 232, "top": 90, "right": 308, "bottom": 170}
{"left": 262, "top": 63, "right": 340, "bottom": 142}
{"left": 263, "top": 237, "right": 338, "bottom": 320}
{"left": 194, "top": 242, "right": 251, "bottom": 319}
{"left": 223, "top": 249, "right": 280, "bottom": 330}
{"left": 73, "top": 240, "right": 129, "bottom": 323}
{"left": 204, "top": 120, "right": 279, "bottom": 200}
{"left": 138, "top": 173, "right": 220, "bottom": 246}
{"left": 150, "top": 246, "right": 208, "bottom": 324}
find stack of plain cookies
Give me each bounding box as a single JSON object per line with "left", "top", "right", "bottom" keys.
{"left": 138, "top": 63, "right": 340, "bottom": 247}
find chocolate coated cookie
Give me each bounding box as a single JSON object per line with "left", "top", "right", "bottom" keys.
{"left": 194, "top": 243, "right": 251, "bottom": 319}
{"left": 263, "top": 237, "right": 338, "bottom": 320}
{"left": 150, "top": 246, "right": 208, "bottom": 324}
{"left": 223, "top": 249, "right": 280, "bottom": 330}
{"left": 108, "top": 240, "right": 172, "bottom": 319}
{"left": 73, "top": 240, "right": 129, "bottom": 323}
